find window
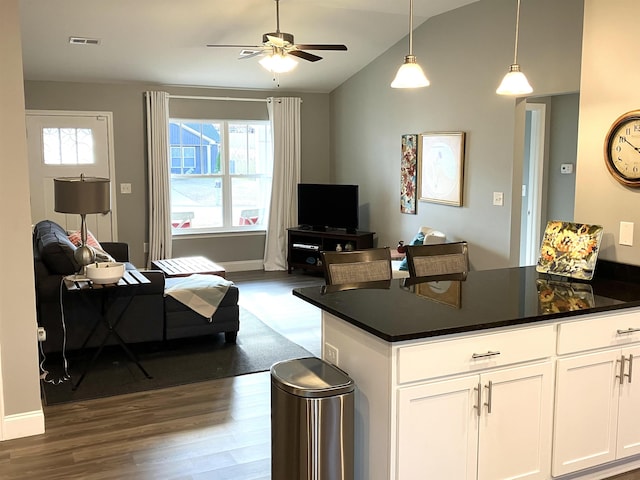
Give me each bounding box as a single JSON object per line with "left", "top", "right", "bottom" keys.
{"left": 42, "top": 127, "right": 94, "bottom": 165}
{"left": 168, "top": 119, "right": 272, "bottom": 233}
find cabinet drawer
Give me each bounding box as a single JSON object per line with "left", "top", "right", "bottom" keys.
{"left": 557, "top": 309, "right": 640, "bottom": 355}
{"left": 396, "top": 324, "right": 555, "bottom": 384}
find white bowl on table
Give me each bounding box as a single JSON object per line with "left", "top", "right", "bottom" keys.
{"left": 85, "top": 262, "right": 125, "bottom": 284}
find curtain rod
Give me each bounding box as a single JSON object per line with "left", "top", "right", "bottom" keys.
{"left": 168, "top": 94, "right": 268, "bottom": 103}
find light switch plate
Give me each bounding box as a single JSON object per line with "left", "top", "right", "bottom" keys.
{"left": 620, "top": 221, "right": 634, "bottom": 246}
{"left": 493, "top": 192, "right": 504, "bottom": 206}
{"left": 120, "top": 183, "right": 132, "bottom": 194}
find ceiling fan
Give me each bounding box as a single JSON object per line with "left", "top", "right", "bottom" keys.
{"left": 206, "top": 0, "right": 347, "bottom": 73}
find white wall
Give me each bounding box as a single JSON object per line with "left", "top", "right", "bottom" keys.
{"left": 0, "top": 0, "right": 45, "bottom": 440}
{"left": 574, "top": 0, "right": 640, "bottom": 265}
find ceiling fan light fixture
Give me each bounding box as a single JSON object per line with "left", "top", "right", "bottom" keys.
{"left": 259, "top": 52, "right": 298, "bottom": 73}
{"left": 391, "top": 55, "right": 430, "bottom": 89}
{"left": 392, "top": 0, "right": 429, "bottom": 89}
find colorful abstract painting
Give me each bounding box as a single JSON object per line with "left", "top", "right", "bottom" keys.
{"left": 536, "top": 221, "right": 604, "bottom": 280}
{"left": 401, "top": 134, "right": 418, "bottom": 214}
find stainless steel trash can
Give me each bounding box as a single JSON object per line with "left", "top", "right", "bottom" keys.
{"left": 271, "top": 356, "right": 355, "bottom": 480}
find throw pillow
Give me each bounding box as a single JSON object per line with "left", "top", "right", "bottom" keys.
{"left": 68, "top": 230, "right": 116, "bottom": 263}
{"left": 398, "top": 231, "right": 425, "bottom": 271}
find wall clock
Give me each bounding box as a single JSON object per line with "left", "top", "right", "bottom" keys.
{"left": 604, "top": 109, "right": 640, "bottom": 187}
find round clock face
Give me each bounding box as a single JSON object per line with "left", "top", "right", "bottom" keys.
{"left": 604, "top": 110, "right": 640, "bottom": 187}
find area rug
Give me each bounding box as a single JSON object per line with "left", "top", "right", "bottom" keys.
{"left": 40, "top": 307, "right": 312, "bottom": 405}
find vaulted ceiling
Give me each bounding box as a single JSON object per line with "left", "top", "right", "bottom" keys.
{"left": 19, "top": 0, "right": 479, "bottom": 93}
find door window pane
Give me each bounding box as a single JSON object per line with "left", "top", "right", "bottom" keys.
{"left": 43, "top": 127, "right": 94, "bottom": 165}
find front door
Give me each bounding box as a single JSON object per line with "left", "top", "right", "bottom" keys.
{"left": 26, "top": 110, "right": 117, "bottom": 240}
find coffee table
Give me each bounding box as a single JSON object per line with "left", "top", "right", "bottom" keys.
{"left": 151, "top": 256, "right": 226, "bottom": 278}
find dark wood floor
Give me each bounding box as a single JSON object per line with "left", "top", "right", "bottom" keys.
{"left": 1, "top": 270, "right": 639, "bottom": 479}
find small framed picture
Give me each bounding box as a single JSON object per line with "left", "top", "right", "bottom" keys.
{"left": 400, "top": 134, "right": 419, "bottom": 215}
{"left": 419, "top": 132, "right": 465, "bottom": 206}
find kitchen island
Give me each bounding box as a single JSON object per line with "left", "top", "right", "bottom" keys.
{"left": 293, "top": 263, "right": 640, "bottom": 480}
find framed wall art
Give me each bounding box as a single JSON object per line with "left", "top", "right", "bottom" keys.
{"left": 414, "top": 280, "right": 462, "bottom": 308}
{"left": 400, "top": 134, "right": 419, "bottom": 214}
{"left": 419, "top": 132, "right": 465, "bottom": 206}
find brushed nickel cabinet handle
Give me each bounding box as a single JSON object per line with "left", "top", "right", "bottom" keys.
{"left": 484, "top": 381, "right": 493, "bottom": 414}
{"left": 617, "top": 356, "right": 626, "bottom": 385}
{"left": 625, "top": 354, "right": 634, "bottom": 383}
{"left": 472, "top": 351, "right": 501, "bottom": 360}
{"left": 473, "top": 382, "right": 482, "bottom": 417}
{"left": 616, "top": 327, "right": 640, "bottom": 335}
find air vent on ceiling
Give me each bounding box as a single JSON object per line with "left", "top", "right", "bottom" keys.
{"left": 69, "top": 36, "right": 101, "bottom": 45}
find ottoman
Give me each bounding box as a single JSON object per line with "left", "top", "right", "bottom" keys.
{"left": 163, "top": 277, "right": 240, "bottom": 343}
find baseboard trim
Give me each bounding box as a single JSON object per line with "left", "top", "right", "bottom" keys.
{"left": 220, "top": 260, "right": 264, "bottom": 272}
{"left": 2, "top": 408, "right": 45, "bottom": 441}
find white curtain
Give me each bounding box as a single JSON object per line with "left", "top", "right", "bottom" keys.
{"left": 263, "top": 97, "right": 301, "bottom": 271}
{"left": 144, "top": 91, "right": 172, "bottom": 267}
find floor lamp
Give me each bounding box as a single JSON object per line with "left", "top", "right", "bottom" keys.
{"left": 54, "top": 174, "right": 111, "bottom": 277}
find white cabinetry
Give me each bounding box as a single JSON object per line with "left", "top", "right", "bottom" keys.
{"left": 552, "top": 313, "right": 640, "bottom": 477}
{"left": 395, "top": 326, "right": 554, "bottom": 480}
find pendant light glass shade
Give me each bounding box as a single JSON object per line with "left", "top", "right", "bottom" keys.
{"left": 391, "top": 0, "right": 429, "bottom": 89}
{"left": 496, "top": 64, "right": 532, "bottom": 95}
{"left": 496, "top": 0, "right": 533, "bottom": 96}
{"left": 259, "top": 52, "right": 298, "bottom": 73}
{"left": 391, "top": 55, "right": 430, "bottom": 88}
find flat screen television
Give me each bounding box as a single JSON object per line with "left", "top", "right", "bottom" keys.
{"left": 297, "top": 183, "right": 359, "bottom": 233}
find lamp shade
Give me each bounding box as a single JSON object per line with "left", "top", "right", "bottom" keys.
{"left": 391, "top": 55, "right": 430, "bottom": 88}
{"left": 259, "top": 53, "right": 298, "bottom": 73}
{"left": 496, "top": 64, "right": 533, "bottom": 95}
{"left": 54, "top": 176, "right": 111, "bottom": 214}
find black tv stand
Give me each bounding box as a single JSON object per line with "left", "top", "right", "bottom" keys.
{"left": 287, "top": 228, "right": 375, "bottom": 274}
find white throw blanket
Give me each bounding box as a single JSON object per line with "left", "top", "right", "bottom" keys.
{"left": 164, "top": 274, "right": 234, "bottom": 321}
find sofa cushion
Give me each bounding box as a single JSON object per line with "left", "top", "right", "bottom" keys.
{"left": 37, "top": 229, "right": 79, "bottom": 275}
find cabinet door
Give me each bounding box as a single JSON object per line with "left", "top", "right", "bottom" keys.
{"left": 477, "top": 362, "right": 553, "bottom": 480}
{"left": 397, "top": 376, "right": 478, "bottom": 480}
{"left": 617, "top": 345, "right": 640, "bottom": 459}
{"left": 552, "top": 350, "right": 621, "bottom": 476}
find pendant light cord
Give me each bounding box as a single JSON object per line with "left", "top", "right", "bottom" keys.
{"left": 513, "top": 0, "right": 521, "bottom": 65}
{"left": 408, "top": 0, "right": 414, "bottom": 56}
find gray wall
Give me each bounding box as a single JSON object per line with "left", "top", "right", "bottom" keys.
{"left": 24, "top": 82, "right": 332, "bottom": 267}
{"left": 546, "top": 94, "right": 579, "bottom": 222}
{"left": 330, "top": 0, "right": 584, "bottom": 271}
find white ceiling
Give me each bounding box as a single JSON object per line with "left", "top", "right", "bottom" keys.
{"left": 19, "top": 0, "right": 479, "bottom": 93}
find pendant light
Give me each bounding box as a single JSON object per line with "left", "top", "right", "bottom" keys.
{"left": 496, "top": 0, "right": 532, "bottom": 95}
{"left": 391, "top": 0, "right": 429, "bottom": 89}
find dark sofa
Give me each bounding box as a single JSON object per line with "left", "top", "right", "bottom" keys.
{"left": 33, "top": 220, "right": 240, "bottom": 354}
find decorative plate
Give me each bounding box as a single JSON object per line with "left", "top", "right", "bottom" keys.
{"left": 536, "top": 221, "right": 604, "bottom": 281}
{"left": 536, "top": 279, "right": 595, "bottom": 315}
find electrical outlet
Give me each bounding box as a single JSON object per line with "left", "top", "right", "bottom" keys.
{"left": 325, "top": 343, "right": 339, "bottom": 365}
{"left": 120, "top": 183, "right": 132, "bottom": 194}
{"left": 143, "top": 242, "right": 149, "bottom": 253}
{"left": 37, "top": 327, "right": 46, "bottom": 342}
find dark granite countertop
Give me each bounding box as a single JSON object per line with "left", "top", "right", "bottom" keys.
{"left": 292, "top": 263, "right": 640, "bottom": 342}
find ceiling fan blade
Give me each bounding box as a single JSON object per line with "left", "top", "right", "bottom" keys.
{"left": 294, "top": 44, "right": 348, "bottom": 51}
{"left": 266, "top": 35, "right": 288, "bottom": 48}
{"left": 239, "top": 49, "right": 265, "bottom": 59}
{"left": 289, "top": 50, "right": 323, "bottom": 62}
{"left": 206, "top": 44, "right": 264, "bottom": 49}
